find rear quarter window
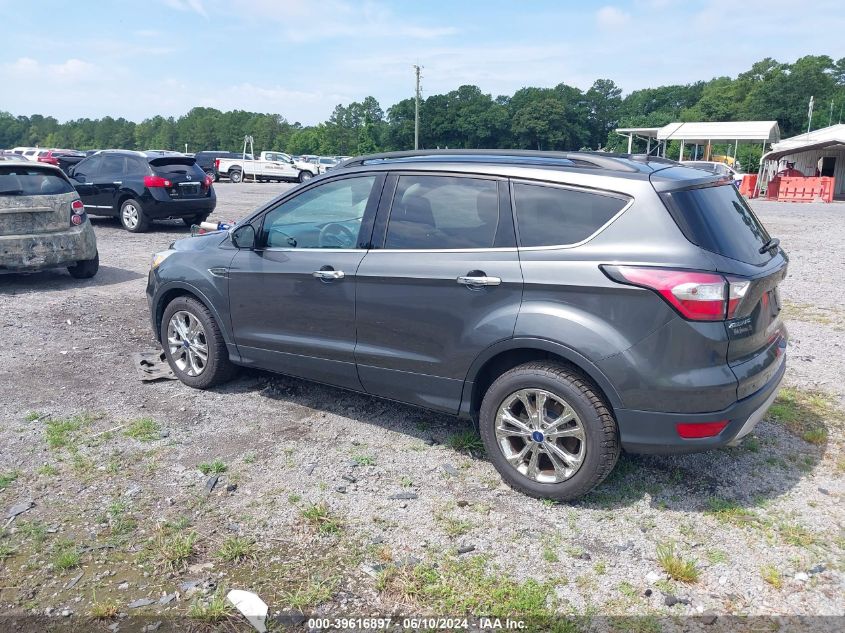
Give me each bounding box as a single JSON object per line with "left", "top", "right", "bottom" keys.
{"left": 0, "top": 166, "right": 73, "bottom": 196}
{"left": 660, "top": 184, "right": 772, "bottom": 265}
{"left": 512, "top": 182, "right": 628, "bottom": 247}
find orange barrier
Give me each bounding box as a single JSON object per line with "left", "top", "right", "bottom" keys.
{"left": 775, "top": 176, "right": 835, "bottom": 203}
{"left": 739, "top": 174, "right": 758, "bottom": 197}
{"left": 765, "top": 177, "right": 781, "bottom": 200}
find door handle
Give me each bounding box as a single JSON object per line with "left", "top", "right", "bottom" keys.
{"left": 457, "top": 275, "right": 501, "bottom": 287}
{"left": 313, "top": 269, "right": 345, "bottom": 280}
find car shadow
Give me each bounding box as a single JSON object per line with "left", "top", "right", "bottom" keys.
{"left": 0, "top": 265, "right": 144, "bottom": 293}
{"left": 216, "top": 369, "right": 825, "bottom": 513}
{"left": 89, "top": 217, "right": 194, "bottom": 234}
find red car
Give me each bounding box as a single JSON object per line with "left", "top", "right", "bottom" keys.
{"left": 37, "top": 149, "right": 87, "bottom": 173}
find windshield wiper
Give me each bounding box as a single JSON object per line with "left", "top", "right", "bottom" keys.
{"left": 759, "top": 237, "right": 780, "bottom": 254}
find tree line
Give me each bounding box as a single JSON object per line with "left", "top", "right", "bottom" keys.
{"left": 2, "top": 55, "right": 843, "bottom": 167}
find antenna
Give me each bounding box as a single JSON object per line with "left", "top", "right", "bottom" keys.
{"left": 413, "top": 64, "right": 423, "bottom": 150}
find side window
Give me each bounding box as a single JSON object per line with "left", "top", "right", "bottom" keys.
{"left": 513, "top": 183, "right": 628, "bottom": 247}
{"left": 99, "top": 154, "right": 126, "bottom": 177}
{"left": 74, "top": 155, "right": 101, "bottom": 178}
{"left": 127, "top": 156, "right": 149, "bottom": 176}
{"left": 384, "top": 175, "right": 499, "bottom": 250}
{"left": 261, "top": 176, "right": 377, "bottom": 249}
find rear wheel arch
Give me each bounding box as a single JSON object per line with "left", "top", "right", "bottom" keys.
{"left": 464, "top": 339, "right": 621, "bottom": 422}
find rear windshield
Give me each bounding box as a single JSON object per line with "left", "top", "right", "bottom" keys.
{"left": 0, "top": 165, "right": 73, "bottom": 196}
{"left": 661, "top": 184, "right": 772, "bottom": 265}
{"left": 151, "top": 158, "right": 204, "bottom": 178}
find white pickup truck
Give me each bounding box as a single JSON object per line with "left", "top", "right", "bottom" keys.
{"left": 215, "top": 151, "right": 319, "bottom": 183}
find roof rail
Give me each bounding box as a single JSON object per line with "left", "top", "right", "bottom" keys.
{"left": 336, "top": 149, "right": 655, "bottom": 173}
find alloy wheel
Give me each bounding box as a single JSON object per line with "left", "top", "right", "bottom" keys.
{"left": 167, "top": 311, "right": 209, "bottom": 377}
{"left": 495, "top": 388, "right": 586, "bottom": 484}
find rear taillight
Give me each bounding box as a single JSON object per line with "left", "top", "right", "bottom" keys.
{"left": 144, "top": 175, "right": 172, "bottom": 188}
{"left": 70, "top": 199, "right": 85, "bottom": 226}
{"left": 214, "top": 158, "right": 220, "bottom": 169}
{"left": 605, "top": 266, "right": 751, "bottom": 322}
{"left": 676, "top": 421, "right": 729, "bottom": 438}
{"left": 203, "top": 175, "right": 213, "bottom": 188}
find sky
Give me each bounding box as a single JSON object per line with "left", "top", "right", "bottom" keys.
{"left": 1, "top": 0, "right": 844, "bottom": 125}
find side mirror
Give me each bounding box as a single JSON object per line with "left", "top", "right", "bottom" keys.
{"left": 231, "top": 224, "right": 256, "bottom": 249}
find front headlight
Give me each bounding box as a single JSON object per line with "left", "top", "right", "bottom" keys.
{"left": 150, "top": 250, "right": 176, "bottom": 270}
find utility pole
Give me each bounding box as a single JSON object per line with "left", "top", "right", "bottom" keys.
{"left": 830, "top": 99, "right": 835, "bottom": 127}
{"left": 413, "top": 64, "right": 422, "bottom": 150}
{"left": 807, "top": 95, "right": 814, "bottom": 134}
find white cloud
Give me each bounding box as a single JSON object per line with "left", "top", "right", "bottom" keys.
{"left": 596, "top": 6, "right": 631, "bottom": 29}
{"left": 3, "top": 57, "right": 97, "bottom": 81}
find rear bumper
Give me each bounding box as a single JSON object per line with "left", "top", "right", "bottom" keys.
{"left": 0, "top": 224, "right": 97, "bottom": 271}
{"left": 143, "top": 190, "right": 216, "bottom": 219}
{"left": 617, "top": 356, "right": 786, "bottom": 454}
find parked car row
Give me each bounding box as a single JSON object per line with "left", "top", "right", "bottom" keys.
{"left": 296, "top": 154, "right": 352, "bottom": 174}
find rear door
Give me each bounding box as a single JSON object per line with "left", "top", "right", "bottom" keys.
{"left": 92, "top": 153, "right": 128, "bottom": 211}
{"left": 149, "top": 157, "right": 207, "bottom": 200}
{"left": 659, "top": 183, "right": 788, "bottom": 398}
{"left": 354, "top": 172, "right": 522, "bottom": 413}
{"left": 0, "top": 164, "right": 76, "bottom": 237}
{"left": 71, "top": 155, "right": 108, "bottom": 213}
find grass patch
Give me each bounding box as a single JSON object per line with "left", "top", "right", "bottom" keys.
{"left": 52, "top": 543, "right": 81, "bottom": 571}
{"left": 656, "top": 543, "right": 699, "bottom": 584}
{"left": 301, "top": 503, "right": 343, "bottom": 536}
{"left": 188, "top": 590, "right": 232, "bottom": 622}
{"left": 17, "top": 520, "right": 47, "bottom": 546}
{"left": 44, "top": 414, "right": 93, "bottom": 449}
{"left": 216, "top": 536, "right": 257, "bottom": 563}
{"left": 25, "top": 411, "right": 43, "bottom": 422}
{"left": 151, "top": 527, "right": 198, "bottom": 571}
{"left": 37, "top": 464, "right": 59, "bottom": 476}
{"left": 89, "top": 600, "right": 119, "bottom": 620}
{"left": 778, "top": 522, "right": 817, "bottom": 547}
{"left": 351, "top": 454, "right": 376, "bottom": 466}
{"left": 124, "top": 418, "right": 160, "bottom": 442}
{"left": 198, "top": 459, "right": 227, "bottom": 475}
{"left": 437, "top": 515, "right": 474, "bottom": 538}
{"left": 706, "top": 549, "right": 729, "bottom": 564}
{"left": 377, "top": 555, "right": 555, "bottom": 618}
{"left": 446, "top": 430, "right": 484, "bottom": 454}
{"left": 768, "top": 387, "right": 838, "bottom": 445}
{"left": 283, "top": 577, "right": 338, "bottom": 610}
{"left": 706, "top": 498, "right": 762, "bottom": 527}
{"left": 761, "top": 564, "right": 783, "bottom": 589}
{"left": 0, "top": 470, "right": 19, "bottom": 490}
{"left": 0, "top": 541, "right": 16, "bottom": 561}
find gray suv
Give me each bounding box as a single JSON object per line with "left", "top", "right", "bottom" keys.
{"left": 146, "top": 150, "right": 787, "bottom": 500}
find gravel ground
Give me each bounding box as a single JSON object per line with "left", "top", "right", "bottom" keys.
{"left": 0, "top": 184, "right": 843, "bottom": 628}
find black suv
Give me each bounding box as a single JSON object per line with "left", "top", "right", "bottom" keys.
{"left": 70, "top": 150, "right": 216, "bottom": 232}
{"left": 146, "top": 150, "right": 787, "bottom": 500}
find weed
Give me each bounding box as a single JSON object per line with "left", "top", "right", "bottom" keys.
{"left": 594, "top": 561, "right": 607, "bottom": 575}
{"left": 216, "top": 536, "right": 257, "bottom": 562}
{"left": 198, "top": 459, "right": 227, "bottom": 475}
{"left": 0, "top": 470, "right": 19, "bottom": 490}
{"left": 283, "top": 577, "right": 337, "bottom": 610}
{"left": 446, "top": 430, "right": 484, "bottom": 454}
{"left": 152, "top": 528, "right": 197, "bottom": 570}
{"left": 17, "top": 520, "right": 47, "bottom": 545}
{"left": 53, "top": 544, "right": 81, "bottom": 571}
{"left": 778, "top": 522, "right": 817, "bottom": 547}
{"left": 24, "top": 411, "right": 42, "bottom": 422}
{"left": 706, "top": 498, "right": 762, "bottom": 527}
{"left": 400, "top": 476, "right": 414, "bottom": 488}
{"left": 243, "top": 452, "right": 257, "bottom": 464}
{"left": 71, "top": 451, "right": 94, "bottom": 474}
{"left": 301, "top": 503, "right": 343, "bottom": 535}
{"left": 377, "top": 555, "right": 555, "bottom": 618}
{"left": 656, "top": 543, "right": 699, "bottom": 583}
{"left": 438, "top": 515, "right": 474, "bottom": 538}
{"left": 0, "top": 541, "right": 15, "bottom": 561}
{"left": 743, "top": 436, "right": 761, "bottom": 452}
{"left": 124, "top": 418, "right": 160, "bottom": 442}
{"left": 706, "top": 550, "right": 729, "bottom": 564}
{"left": 188, "top": 590, "right": 232, "bottom": 622}
{"left": 44, "top": 414, "right": 93, "bottom": 450}
{"left": 89, "top": 600, "right": 119, "bottom": 620}
{"left": 542, "top": 547, "right": 559, "bottom": 563}
{"left": 37, "top": 464, "right": 58, "bottom": 476}
{"left": 288, "top": 493, "right": 302, "bottom": 504}
{"left": 617, "top": 581, "right": 638, "bottom": 599}
{"left": 761, "top": 564, "right": 783, "bottom": 589}
{"left": 768, "top": 387, "right": 837, "bottom": 445}
{"left": 351, "top": 454, "right": 376, "bottom": 466}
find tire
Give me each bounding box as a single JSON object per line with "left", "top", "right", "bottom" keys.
{"left": 67, "top": 251, "right": 99, "bottom": 279}
{"left": 229, "top": 169, "right": 242, "bottom": 183}
{"left": 298, "top": 170, "right": 313, "bottom": 183}
{"left": 119, "top": 198, "right": 149, "bottom": 233}
{"left": 160, "top": 296, "right": 237, "bottom": 389}
{"left": 183, "top": 214, "right": 209, "bottom": 227}
{"left": 479, "top": 361, "right": 619, "bottom": 501}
